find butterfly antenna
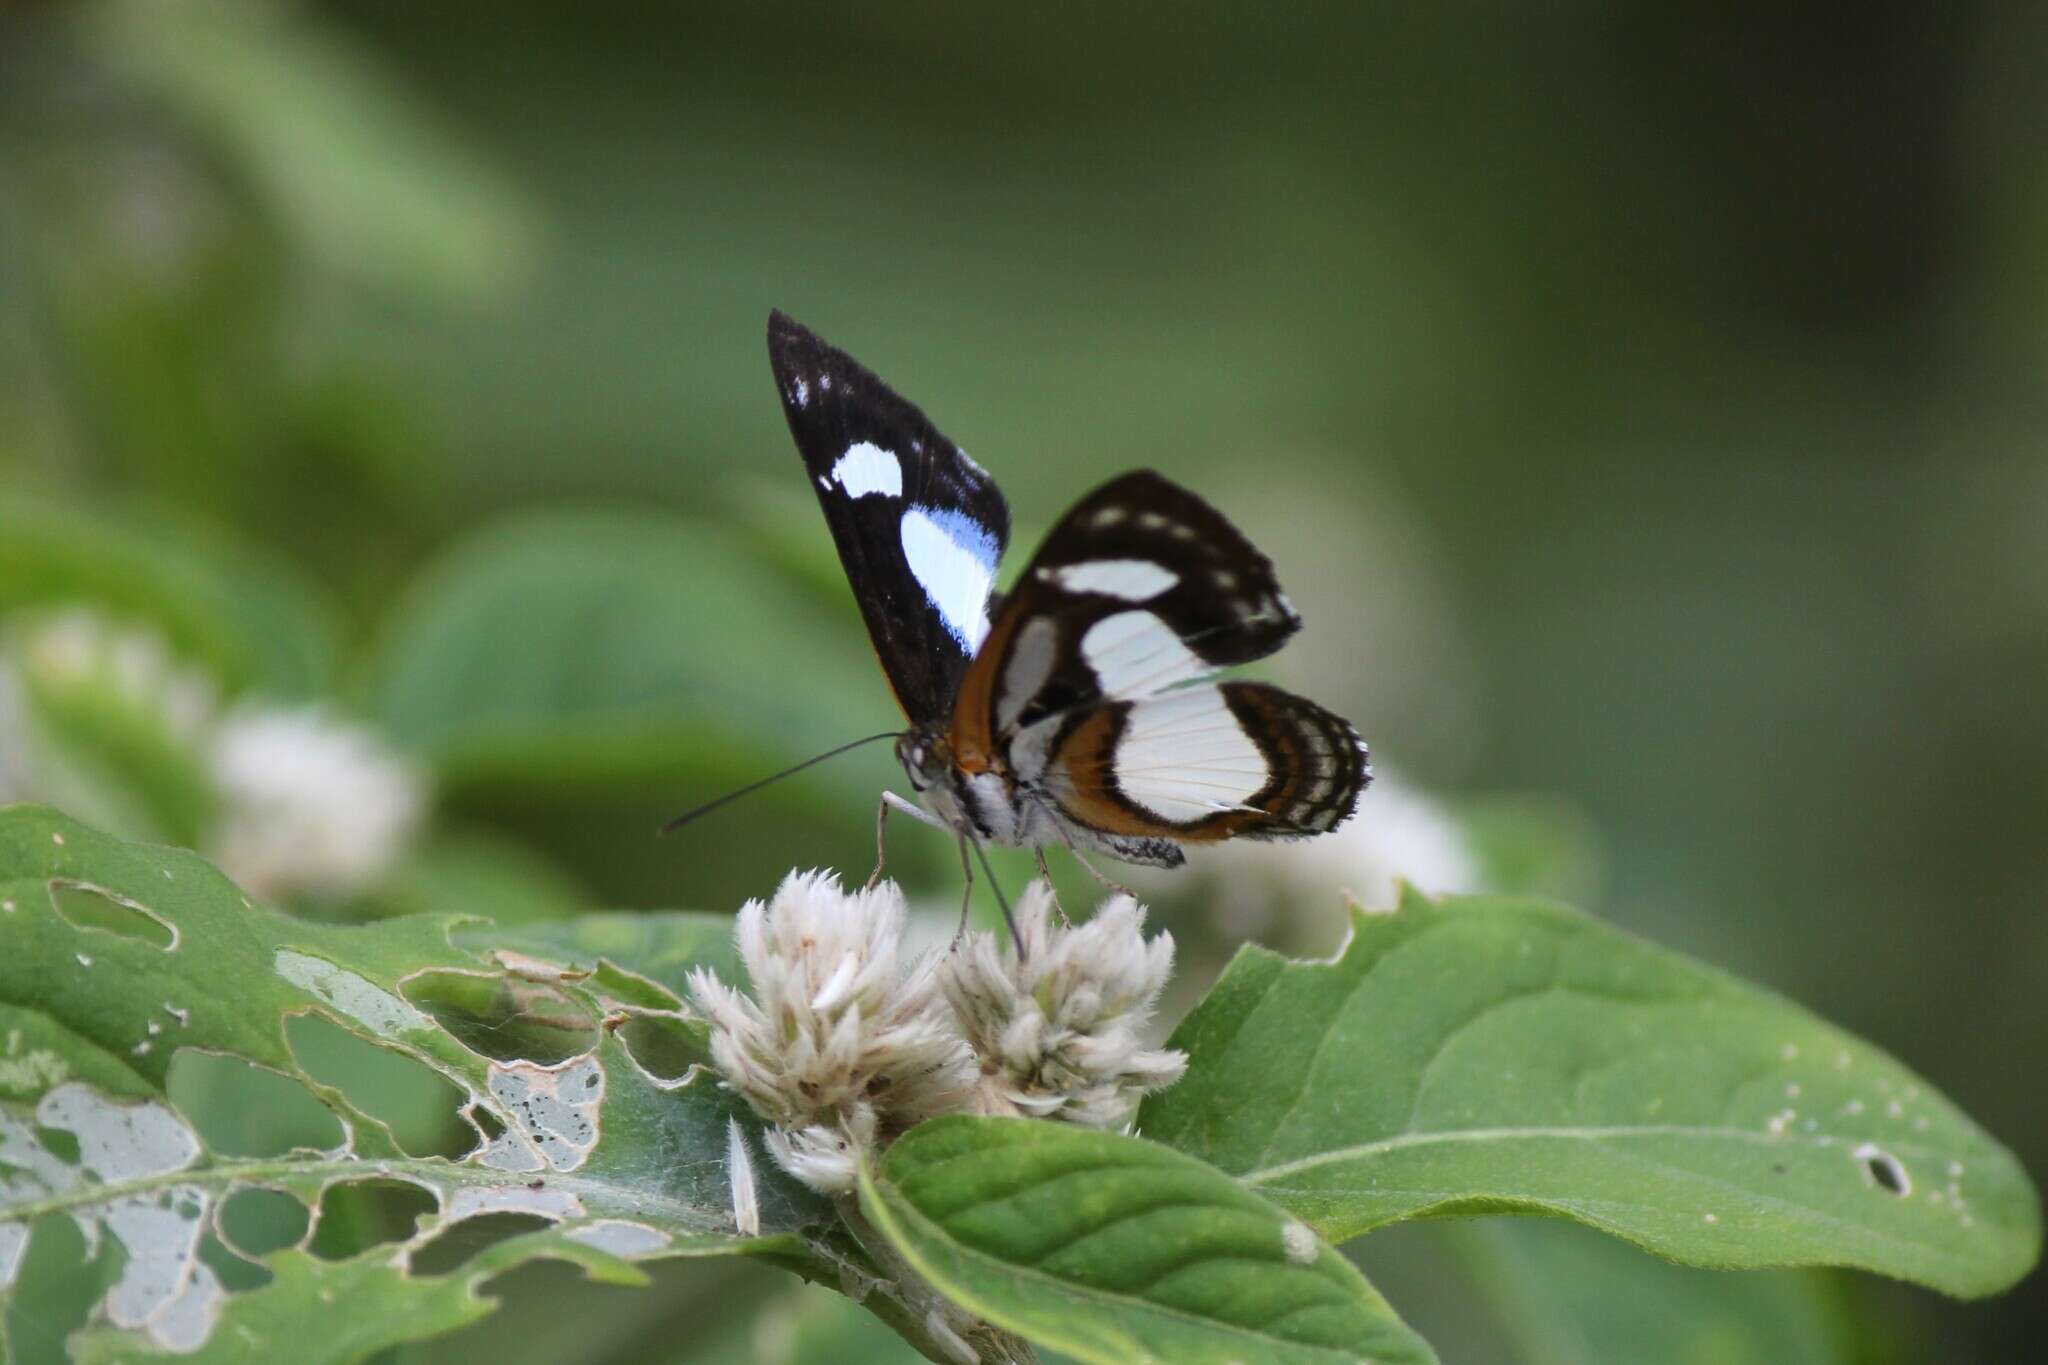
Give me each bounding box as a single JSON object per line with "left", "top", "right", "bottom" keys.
{"left": 658, "top": 732, "right": 901, "bottom": 836}
{"left": 969, "top": 836, "right": 1026, "bottom": 958}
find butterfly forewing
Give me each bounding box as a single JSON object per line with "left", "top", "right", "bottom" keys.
{"left": 767, "top": 311, "right": 1010, "bottom": 724}
{"left": 951, "top": 470, "right": 1301, "bottom": 759}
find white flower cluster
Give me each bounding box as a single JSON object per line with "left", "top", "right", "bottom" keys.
{"left": 0, "top": 608, "right": 216, "bottom": 806}
{"left": 689, "top": 871, "right": 1186, "bottom": 1195}
{"left": 0, "top": 607, "right": 424, "bottom": 904}
{"left": 206, "top": 705, "right": 426, "bottom": 903}
{"left": 941, "top": 883, "right": 1185, "bottom": 1127}
{"left": 689, "top": 872, "right": 974, "bottom": 1194}
{"left": 1157, "top": 766, "right": 1481, "bottom": 948}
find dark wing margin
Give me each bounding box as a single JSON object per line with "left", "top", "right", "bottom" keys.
{"left": 1025, "top": 469, "right": 1298, "bottom": 665}
{"left": 767, "top": 311, "right": 1010, "bottom": 724}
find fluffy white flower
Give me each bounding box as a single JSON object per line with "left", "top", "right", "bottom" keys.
{"left": 12, "top": 607, "right": 218, "bottom": 741}
{"left": 689, "top": 871, "right": 975, "bottom": 1193}
{"left": 206, "top": 705, "right": 426, "bottom": 903}
{"left": 1162, "top": 766, "right": 1483, "bottom": 947}
{"left": 940, "top": 883, "right": 1186, "bottom": 1129}
{"left": 0, "top": 609, "right": 218, "bottom": 814}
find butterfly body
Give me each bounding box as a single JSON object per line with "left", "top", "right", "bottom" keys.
{"left": 769, "top": 311, "right": 1369, "bottom": 873}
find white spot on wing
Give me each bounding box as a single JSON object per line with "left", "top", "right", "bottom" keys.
{"left": 1045, "top": 559, "right": 1178, "bottom": 601}
{"left": 996, "top": 617, "right": 1059, "bottom": 734}
{"left": 829, "top": 440, "right": 903, "bottom": 499}
{"left": 1111, "top": 687, "right": 1267, "bottom": 822}
{"left": 792, "top": 378, "right": 808, "bottom": 407}
{"left": 1079, "top": 610, "right": 1205, "bottom": 698}
{"left": 900, "top": 506, "right": 998, "bottom": 651}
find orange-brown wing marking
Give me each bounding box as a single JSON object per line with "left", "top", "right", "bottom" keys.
{"left": 946, "top": 602, "right": 1023, "bottom": 773}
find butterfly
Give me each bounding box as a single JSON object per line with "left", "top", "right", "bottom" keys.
{"left": 767, "top": 310, "right": 1369, "bottom": 890}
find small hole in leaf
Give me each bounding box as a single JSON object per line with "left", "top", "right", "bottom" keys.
{"left": 472, "top": 1105, "right": 506, "bottom": 1142}
{"left": 32, "top": 1126, "right": 81, "bottom": 1165}
{"left": 1855, "top": 1143, "right": 1911, "bottom": 1196}
{"left": 285, "top": 1014, "right": 470, "bottom": 1158}
{"left": 165, "top": 1050, "right": 345, "bottom": 1157}
{"left": 588, "top": 962, "right": 681, "bottom": 1011}
{"left": 399, "top": 971, "right": 597, "bottom": 1065}
{"left": 4, "top": 1212, "right": 109, "bottom": 1365}
{"left": 308, "top": 1179, "right": 438, "bottom": 1260}
{"left": 47, "top": 880, "right": 175, "bottom": 949}
{"left": 197, "top": 1230, "right": 270, "bottom": 1293}
{"left": 219, "top": 1187, "right": 312, "bottom": 1259}
{"left": 409, "top": 1213, "right": 556, "bottom": 1276}
{"left": 615, "top": 1013, "right": 706, "bottom": 1083}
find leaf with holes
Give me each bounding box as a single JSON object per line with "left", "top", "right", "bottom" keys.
{"left": 0, "top": 805, "right": 835, "bottom": 1362}
{"left": 1139, "top": 887, "right": 2042, "bottom": 1299}
{"left": 861, "top": 1116, "right": 1437, "bottom": 1365}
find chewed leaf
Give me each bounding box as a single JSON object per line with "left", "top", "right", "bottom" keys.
{"left": 1140, "top": 887, "right": 2042, "bottom": 1299}
{"left": 862, "top": 1116, "right": 1437, "bottom": 1365}
{"left": 0, "top": 807, "right": 826, "bottom": 1361}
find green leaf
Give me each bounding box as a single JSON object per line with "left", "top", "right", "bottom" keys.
{"left": 0, "top": 806, "right": 824, "bottom": 1362}
{"left": 85, "top": 0, "right": 535, "bottom": 306}
{"left": 1438, "top": 1221, "right": 1857, "bottom": 1365}
{"left": 860, "top": 1116, "right": 1437, "bottom": 1365}
{"left": 1140, "top": 887, "right": 2042, "bottom": 1299}
{"left": 338, "top": 830, "right": 593, "bottom": 928}
{"left": 367, "top": 508, "right": 890, "bottom": 793}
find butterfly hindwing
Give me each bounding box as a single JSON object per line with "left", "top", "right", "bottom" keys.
{"left": 768, "top": 311, "right": 1010, "bottom": 724}
{"left": 1026, "top": 681, "right": 1367, "bottom": 852}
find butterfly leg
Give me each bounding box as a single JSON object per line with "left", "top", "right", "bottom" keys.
{"left": 1068, "top": 848, "right": 1135, "bottom": 900}
{"left": 1030, "top": 846, "right": 1071, "bottom": 923}
{"left": 967, "top": 835, "right": 1025, "bottom": 958}
{"left": 1039, "top": 808, "right": 1137, "bottom": 900}
{"left": 871, "top": 790, "right": 945, "bottom": 888}
{"left": 951, "top": 832, "right": 975, "bottom": 944}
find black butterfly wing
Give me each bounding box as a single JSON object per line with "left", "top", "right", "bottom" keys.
{"left": 952, "top": 470, "right": 1301, "bottom": 742}
{"left": 950, "top": 470, "right": 1367, "bottom": 854}
{"left": 767, "top": 311, "right": 1011, "bottom": 724}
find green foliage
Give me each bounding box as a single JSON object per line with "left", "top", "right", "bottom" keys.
{"left": 0, "top": 807, "right": 818, "bottom": 1363}
{"left": 3, "top": 809, "right": 2035, "bottom": 1362}
{"left": 1440, "top": 1221, "right": 1861, "bottom": 1365}
{"left": 1140, "top": 886, "right": 2040, "bottom": 1299}
{"left": 368, "top": 508, "right": 884, "bottom": 791}
{"left": 83, "top": 0, "right": 535, "bottom": 307}
{"left": 862, "top": 1117, "right": 1435, "bottom": 1365}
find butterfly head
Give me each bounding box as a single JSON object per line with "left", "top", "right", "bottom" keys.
{"left": 893, "top": 723, "right": 955, "bottom": 794}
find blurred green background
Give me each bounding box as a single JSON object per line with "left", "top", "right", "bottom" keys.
{"left": 2, "top": 1, "right": 2042, "bottom": 1360}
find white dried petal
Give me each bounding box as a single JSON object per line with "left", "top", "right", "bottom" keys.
{"left": 940, "top": 883, "right": 1186, "bottom": 1128}
{"left": 689, "top": 872, "right": 975, "bottom": 1193}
